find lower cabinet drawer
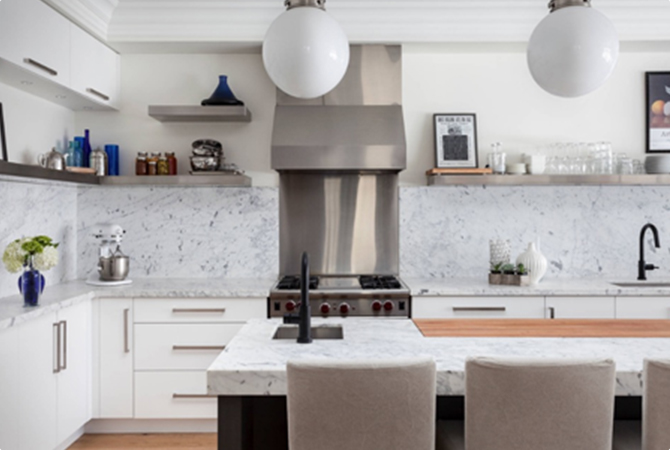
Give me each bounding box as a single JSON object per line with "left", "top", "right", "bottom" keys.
{"left": 412, "top": 297, "right": 545, "bottom": 319}
{"left": 616, "top": 297, "right": 670, "bottom": 319}
{"left": 135, "top": 323, "right": 241, "bottom": 370}
{"left": 134, "top": 298, "right": 265, "bottom": 323}
{"left": 135, "top": 371, "right": 216, "bottom": 419}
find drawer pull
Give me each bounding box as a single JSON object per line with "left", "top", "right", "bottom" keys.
{"left": 172, "top": 394, "right": 216, "bottom": 399}
{"left": 53, "top": 322, "right": 60, "bottom": 374}
{"left": 172, "top": 308, "right": 226, "bottom": 314}
{"left": 86, "top": 87, "right": 110, "bottom": 101}
{"left": 23, "top": 58, "right": 58, "bottom": 76}
{"left": 453, "top": 307, "right": 506, "bottom": 312}
{"left": 60, "top": 320, "right": 67, "bottom": 370}
{"left": 172, "top": 345, "right": 226, "bottom": 351}
{"left": 548, "top": 306, "right": 556, "bottom": 319}
{"left": 123, "top": 308, "right": 130, "bottom": 353}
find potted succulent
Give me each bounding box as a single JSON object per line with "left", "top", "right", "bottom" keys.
{"left": 516, "top": 263, "right": 531, "bottom": 287}
{"left": 489, "top": 262, "right": 503, "bottom": 285}
{"left": 501, "top": 263, "right": 517, "bottom": 285}
{"left": 2, "top": 235, "right": 59, "bottom": 307}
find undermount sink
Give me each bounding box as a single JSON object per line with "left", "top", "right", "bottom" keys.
{"left": 273, "top": 325, "right": 344, "bottom": 340}
{"left": 611, "top": 282, "right": 670, "bottom": 288}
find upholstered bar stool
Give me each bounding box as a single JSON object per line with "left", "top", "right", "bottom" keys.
{"left": 437, "top": 357, "right": 616, "bottom": 450}
{"left": 286, "top": 357, "right": 436, "bottom": 450}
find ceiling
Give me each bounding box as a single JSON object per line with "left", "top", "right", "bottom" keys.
{"left": 43, "top": 0, "right": 670, "bottom": 53}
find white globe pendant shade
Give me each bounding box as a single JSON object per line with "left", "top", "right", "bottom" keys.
{"left": 263, "top": 6, "right": 350, "bottom": 99}
{"left": 527, "top": 5, "right": 619, "bottom": 98}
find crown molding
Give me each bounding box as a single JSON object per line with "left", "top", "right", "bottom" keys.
{"left": 43, "top": 0, "right": 118, "bottom": 40}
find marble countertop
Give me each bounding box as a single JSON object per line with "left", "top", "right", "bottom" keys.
{"left": 0, "top": 277, "right": 275, "bottom": 330}
{"left": 405, "top": 277, "right": 670, "bottom": 297}
{"left": 207, "top": 318, "right": 668, "bottom": 397}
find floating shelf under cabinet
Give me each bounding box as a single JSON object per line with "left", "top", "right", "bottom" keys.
{"left": 147, "top": 105, "right": 252, "bottom": 123}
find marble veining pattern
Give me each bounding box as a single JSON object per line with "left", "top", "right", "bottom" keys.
{"left": 0, "top": 180, "right": 77, "bottom": 298}
{"left": 400, "top": 186, "right": 670, "bottom": 280}
{"left": 207, "top": 318, "right": 664, "bottom": 397}
{"left": 77, "top": 186, "right": 278, "bottom": 280}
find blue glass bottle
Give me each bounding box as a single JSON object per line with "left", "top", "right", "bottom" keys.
{"left": 18, "top": 256, "right": 45, "bottom": 307}
{"left": 73, "top": 137, "right": 84, "bottom": 167}
{"left": 82, "top": 129, "right": 92, "bottom": 168}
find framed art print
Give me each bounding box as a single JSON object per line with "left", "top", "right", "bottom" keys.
{"left": 434, "top": 113, "right": 478, "bottom": 168}
{"left": 646, "top": 72, "right": 670, "bottom": 153}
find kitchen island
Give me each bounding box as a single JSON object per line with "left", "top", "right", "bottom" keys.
{"left": 207, "top": 318, "right": 669, "bottom": 449}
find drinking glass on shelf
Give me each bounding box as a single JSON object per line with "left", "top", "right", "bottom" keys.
{"left": 633, "top": 159, "right": 645, "bottom": 175}
{"left": 488, "top": 143, "right": 506, "bottom": 174}
{"left": 618, "top": 157, "right": 634, "bottom": 175}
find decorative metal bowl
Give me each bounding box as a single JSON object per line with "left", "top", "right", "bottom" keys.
{"left": 192, "top": 139, "right": 223, "bottom": 157}
{"left": 190, "top": 156, "right": 222, "bottom": 172}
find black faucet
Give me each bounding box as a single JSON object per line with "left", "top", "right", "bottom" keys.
{"left": 638, "top": 223, "right": 661, "bottom": 281}
{"left": 297, "top": 252, "right": 312, "bottom": 344}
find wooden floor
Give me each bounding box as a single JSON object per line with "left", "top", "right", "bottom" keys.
{"left": 68, "top": 434, "right": 217, "bottom": 450}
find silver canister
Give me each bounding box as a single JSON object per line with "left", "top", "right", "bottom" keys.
{"left": 38, "top": 147, "right": 67, "bottom": 170}
{"left": 90, "top": 147, "right": 108, "bottom": 176}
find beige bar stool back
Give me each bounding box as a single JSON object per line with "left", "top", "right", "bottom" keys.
{"left": 286, "top": 357, "right": 436, "bottom": 450}
{"left": 643, "top": 359, "right": 670, "bottom": 450}
{"left": 437, "top": 357, "right": 616, "bottom": 450}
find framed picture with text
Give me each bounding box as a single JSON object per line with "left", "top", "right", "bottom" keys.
{"left": 646, "top": 72, "right": 670, "bottom": 153}
{"left": 433, "top": 113, "right": 478, "bottom": 168}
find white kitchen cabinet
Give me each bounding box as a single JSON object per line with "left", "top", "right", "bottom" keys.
{"left": 70, "top": 24, "right": 120, "bottom": 109}
{"left": 18, "top": 311, "right": 59, "bottom": 450}
{"left": 0, "top": 326, "right": 20, "bottom": 450}
{"left": 56, "top": 301, "right": 92, "bottom": 442}
{"left": 134, "top": 298, "right": 266, "bottom": 323}
{"left": 99, "top": 298, "right": 134, "bottom": 418}
{"left": 0, "top": 0, "right": 71, "bottom": 86}
{"left": 616, "top": 297, "right": 670, "bottom": 319}
{"left": 412, "top": 297, "right": 545, "bottom": 319}
{"left": 545, "top": 297, "right": 616, "bottom": 319}
{"left": 135, "top": 371, "right": 216, "bottom": 419}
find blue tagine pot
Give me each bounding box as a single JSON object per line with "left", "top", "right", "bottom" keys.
{"left": 19, "top": 256, "right": 45, "bottom": 307}
{"left": 201, "top": 75, "right": 244, "bottom": 106}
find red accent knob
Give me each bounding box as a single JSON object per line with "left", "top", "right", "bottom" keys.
{"left": 339, "top": 303, "right": 350, "bottom": 314}
{"left": 285, "top": 301, "right": 296, "bottom": 312}
{"left": 320, "top": 303, "right": 331, "bottom": 314}
{"left": 383, "top": 301, "right": 394, "bottom": 311}
{"left": 372, "top": 300, "right": 382, "bottom": 312}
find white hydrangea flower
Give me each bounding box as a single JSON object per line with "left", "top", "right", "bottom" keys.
{"left": 33, "top": 245, "right": 59, "bottom": 272}
{"left": 2, "top": 240, "right": 27, "bottom": 273}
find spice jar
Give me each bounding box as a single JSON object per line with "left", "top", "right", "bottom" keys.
{"left": 166, "top": 152, "right": 178, "bottom": 175}
{"left": 147, "top": 152, "right": 159, "bottom": 176}
{"left": 157, "top": 154, "right": 169, "bottom": 175}
{"left": 135, "top": 152, "right": 148, "bottom": 176}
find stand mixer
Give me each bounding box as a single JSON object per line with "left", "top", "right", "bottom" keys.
{"left": 86, "top": 223, "right": 132, "bottom": 286}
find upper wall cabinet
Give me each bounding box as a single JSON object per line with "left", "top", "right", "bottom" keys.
{"left": 0, "top": 0, "right": 120, "bottom": 111}
{"left": 70, "top": 25, "right": 121, "bottom": 110}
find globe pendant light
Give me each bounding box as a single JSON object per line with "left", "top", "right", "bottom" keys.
{"left": 527, "top": 0, "right": 619, "bottom": 98}
{"left": 263, "top": 0, "right": 350, "bottom": 99}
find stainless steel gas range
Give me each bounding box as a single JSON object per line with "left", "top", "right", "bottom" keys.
{"left": 269, "top": 275, "right": 411, "bottom": 318}
{"left": 267, "top": 45, "right": 409, "bottom": 319}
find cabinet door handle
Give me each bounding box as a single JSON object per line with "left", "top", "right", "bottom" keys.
{"left": 548, "top": 307, "right": 556, "bottom": 319}
{"left": 123, "top": 308, "right": 130, "bottom": 353}
{"left": 172, "top": 345, "right": 226, "bottom": 351}
{"left": 60, "top": 320, "right": 67, "bottom": 371}
{"left": 172, "top": 308, "right": 226, "bottom": 314}
{"left": 172, "top": 394, "right": 216, "bottom": 399}
{"left": 53, "top": 322, "right": 60, "bottom": 374}
{"left": 86, "top": 88, "right": 110, "bottom": 101}
{"left": 452, "top": 307, "right": 506, "bottom": 312}
{"left": 23, "top": 58, "right": 58, "bottom": 76}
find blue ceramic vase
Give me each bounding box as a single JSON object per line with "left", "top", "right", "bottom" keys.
{"left": 201, "top": 75, "right": 244, "bottom": 106}
{"left": 18, "top": 258, "right": 45, "bottom": 307}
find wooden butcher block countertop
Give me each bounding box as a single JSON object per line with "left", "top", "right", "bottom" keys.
{"left": 413, "top": 319, "right": 670, "bottom": 338}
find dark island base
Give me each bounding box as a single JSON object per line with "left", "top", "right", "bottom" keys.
{"left": 218, "top": 396, "right": 642, "bottom": 450}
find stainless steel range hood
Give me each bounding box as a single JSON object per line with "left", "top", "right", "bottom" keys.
{"left": 271, "top": 45, "right": 406, "bottom": 172}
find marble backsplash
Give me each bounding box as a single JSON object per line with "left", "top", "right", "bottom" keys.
{"left": 0, "top": 179, "right": 78, "bottom": 297}
{"left": 400, "top": 185, "right": 670, "bottom": 279}
{"left": 76, "top": 186, "right": 279, "bottom": 280}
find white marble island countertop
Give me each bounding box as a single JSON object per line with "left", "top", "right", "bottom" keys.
{"left": 0, "top": 277, "right": 275, "bottom": 329}
{"left": 207, "top": 318, "right": 670, "bottom": 397}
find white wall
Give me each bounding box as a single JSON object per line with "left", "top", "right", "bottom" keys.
{"left": 402, "top": 44, "right": 670, "bottom": 185}
{"left": 0, "top": 83, "right": 75, "bottom": 164}
{"left": 75, "top": 54, "right": 278, "bottom": 186}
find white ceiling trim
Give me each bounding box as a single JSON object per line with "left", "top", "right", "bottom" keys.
{"left": 44, "top": 0, "right": 118, "bottom": 40}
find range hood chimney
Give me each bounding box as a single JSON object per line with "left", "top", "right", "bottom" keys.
{"left": 271, "top": 45, "right": 406, "bottom": 172}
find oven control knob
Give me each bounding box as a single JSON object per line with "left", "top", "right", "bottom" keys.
{"left": 383, "top": 301, "right": 394, "bottom": 311}
{"left": 339, "top": 303, "right": 351, "bottom": 315}
{"left": 372, "top": 300, "right": 383, "bottom": 312}
{"left": 285, "top": 301, "right": 297, "bottom": 312}
{"left": 320, "top": 303, "right": 331, "bottom": 315}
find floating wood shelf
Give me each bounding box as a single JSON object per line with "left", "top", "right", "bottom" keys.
{"left": 427, "top": 174, "right": 670, "bottom": 186}
{"left": 0, "top": 160, "right": 99, "bottom": 185}
{"left": 148, "top": 105, "right": 252, "bottom": 123}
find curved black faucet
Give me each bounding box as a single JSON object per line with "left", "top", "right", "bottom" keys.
{"left": 638, "top": 223, "right": 661, "bottom": 281}
{"left": 297, "top": 252, "right": 312, "bottom": 344}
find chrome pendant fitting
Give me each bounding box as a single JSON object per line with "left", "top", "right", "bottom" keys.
{"left": 548, "top": 0, "right": 591, "bottom": 12}
{"left": 285, "top": 0, "right": 326, "bottom": 11}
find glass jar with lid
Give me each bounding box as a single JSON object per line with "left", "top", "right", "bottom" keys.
{"left": 136, "top": 152, "right": 148, "bottom": 176}
{"left": 147, "top": 152, "right": 159, "bottom": 175}
{"left": 157, "top": 154, "right": 169, "bottom": 175}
